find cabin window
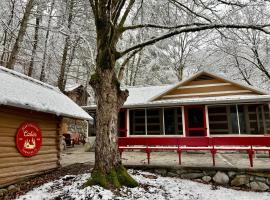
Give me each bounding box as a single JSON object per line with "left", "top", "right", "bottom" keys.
{"left": 208, "top": 106, "right": 228, "bottom": 135}
{"left": 129, "top": 109, "right": 146, "bottom": 135}
{"left": 164, "top": 108, "right": 182, "bottom": 135}
{"left": 208, "top": 104, "right": 270, "bottom": 135}
{"left": 129, "top": 107, "right": 183, "bottom": 135}
{"left": 88, "top": 112, "right": 96, "bottom": 137}
{"left": 147, "top": 109, "right": 162, "bottom": 135}
{"left": 88, "top": 110, "right": 128, "bottom": 137}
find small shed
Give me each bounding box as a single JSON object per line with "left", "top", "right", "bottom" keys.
{"left": 0, "top": 66, "right": 92, "bottom": 188}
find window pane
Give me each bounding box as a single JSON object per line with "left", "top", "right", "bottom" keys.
{"left": 208, "top": 106, "right": 228, "bottom": 135}
{"left": 118, "top": 110, "right": 126, "bottom": 137}
{"left": 88, "top": 112, "right": 96, "bottom": 136}
{"left": 147, "top": 109, "right": 162, "bottom": 135}
{"left": 230, "top": 105, "right": 238, "bottom": 133}
{"left": 129, "top": 110, "right": 146, "bottom": 135}
{"left": 164, "top": 108, "right": 183, "bottom": 135}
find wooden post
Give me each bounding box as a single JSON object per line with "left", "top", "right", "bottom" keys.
{"left": 205, "top": 105, "right": 210, "bottom": 136}
{"left": 182, "top": 106, "right": 186, "bottom": 137}
{"left": 126, "top": 109, "right": 130, "bottom": 137}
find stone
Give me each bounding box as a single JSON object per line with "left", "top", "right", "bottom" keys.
{"left": 213, "top": 172, "right": 229, "bottom": 185}
{"left": 181, "top": 173, "right": 205, "bottom": 179}
{"left": 0, "top": 189, "right": 7, "bottom": 197}
{"left": 154, "top": 169, "right": 167, "bottom": 176}
{"left": 167, "top": 172, "right": 178, "bottom": 177}
{"left": 231, "top": 175, "right": 250, "bottom": 186}
{"left": 204, "top": 170, "right": 217, "bottom": 177}
{"left": 228, "top": 171, "right": 236, "bottom": 178}
{"left": 202, "top": 176, "right": 212, "bottom": 182}
{"left": 7, "top": 185, "right": 18, "bottom": 192}
{"left": 254, "top": 176, "right": 266, "bottom": 182}
{"left": 250, "top": 181, "right": 269, "bottom": 191}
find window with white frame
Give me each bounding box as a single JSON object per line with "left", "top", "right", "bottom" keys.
{"left": 129, "top": 107, "right": 183, "bottom": 135}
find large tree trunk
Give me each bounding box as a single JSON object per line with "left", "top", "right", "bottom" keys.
{"left": 85, "top": 12, "right": 138, "bottom": 187}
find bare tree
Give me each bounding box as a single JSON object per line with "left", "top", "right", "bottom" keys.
{"left": 6, "top": 0, "right": 35, "bottom": 69}
{"left": 28, "top": 5, "right": 42, "bottom": 77}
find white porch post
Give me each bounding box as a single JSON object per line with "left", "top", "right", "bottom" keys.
{"left": 182, "top": 106, "right": 186, "bottom": 137}
{"left": 126, "top": 109, "right": 130, "bottom": 137}
{"left": 236, "top": 104, "right": 241, "bottom": 135}
{"left": 205, "top": 105, "right": 210, "bottom": 137}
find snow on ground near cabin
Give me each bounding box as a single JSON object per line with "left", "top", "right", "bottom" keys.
{"left": 0, "top": 66, "right": 91, "bottom": 120}
{"left": 17, "top": 170, "right": 270, "bottom": 200}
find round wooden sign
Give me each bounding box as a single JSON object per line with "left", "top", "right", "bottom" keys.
{"left": 16, "top": 122, "right": 42, "bottom": 157}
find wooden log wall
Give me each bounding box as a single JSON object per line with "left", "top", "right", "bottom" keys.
{"left": 0, "top": 106, "right": 61, "bottom": 188}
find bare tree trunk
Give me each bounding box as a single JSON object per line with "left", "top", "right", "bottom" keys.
{"left": 40, "top": 0, "right": 55, "bottom": 82}
{"left": 6, "top": 0, "right": 35, "bottom": 69}
{"left": 58, "top": 0, "right": 74, "bottom": 91}
{"left": 0, "top": 0, "right": 16, "bottom": 66}
{"left": 28, "top": 7, "right": 41, "bottom": 77}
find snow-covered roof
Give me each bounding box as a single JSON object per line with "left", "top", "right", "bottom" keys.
{"left": 123, "top": 85, "right": 173, "bottom": 105}
{"left": 122, "top": 95, "right": 270, "bottom": 108}
{"left": 0, "top": 66, "right": 92, "bottom": 120}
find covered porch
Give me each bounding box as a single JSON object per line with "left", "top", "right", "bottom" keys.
{"left": 118, "top": 103, "right": 270, "bottom": 137}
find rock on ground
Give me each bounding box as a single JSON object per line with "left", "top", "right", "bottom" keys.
{"left": 213, "top": 171, "right": 229, "bottom": 185}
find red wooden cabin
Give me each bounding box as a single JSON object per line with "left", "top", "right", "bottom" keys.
{"left": 84, "top": 71, "right": 270, "bottom": 166}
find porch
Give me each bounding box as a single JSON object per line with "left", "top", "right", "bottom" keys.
{"left": 115, "top": 103, "right": 270, "bottom": 137}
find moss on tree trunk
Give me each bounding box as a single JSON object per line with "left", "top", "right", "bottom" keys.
{"left": 85, "top": 165, "right": 138, "bottom": 189}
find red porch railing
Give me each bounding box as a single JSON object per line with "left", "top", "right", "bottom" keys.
{"left": 118, "top": 136, "right": 270, "bottom": 167}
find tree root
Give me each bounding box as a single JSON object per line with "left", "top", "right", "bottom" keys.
{"left": 84, "top": 165, "right": 138, "bottom": 189}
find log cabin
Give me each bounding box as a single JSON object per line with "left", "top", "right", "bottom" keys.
{"left": 84, "top": 70, "right": 270, "bottom": 138}
{"left": 0, "top": 66, "right": 92, "bottom": 188}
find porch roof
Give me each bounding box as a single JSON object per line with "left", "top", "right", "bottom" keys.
{"left": 83, "top": 94, "right": 270, "bottom": 110}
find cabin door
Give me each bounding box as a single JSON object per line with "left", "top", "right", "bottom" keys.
{"left": 185, "top": 106, "right": 207, "bottom": 137}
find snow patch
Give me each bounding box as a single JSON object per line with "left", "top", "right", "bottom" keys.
{"left": 17, "top": 170, "right": 270, "bottom": 200}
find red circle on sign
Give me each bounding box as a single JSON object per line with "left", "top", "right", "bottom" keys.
{"left": 16, "top": 122, "right": 42, "bottom": 157}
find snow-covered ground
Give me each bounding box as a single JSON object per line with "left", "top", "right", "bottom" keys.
{"left": 17, "top": 170, "right": 270, "bottom": 200}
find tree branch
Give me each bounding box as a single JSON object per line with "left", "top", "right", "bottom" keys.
{"left": 169, "top": 0, "right": 212, "bottom": 23}
{"left": 118, "top": 0, "right": 135, "bottom": 28}
{"left": 119, "top": 24, "right": 270, "bottom": 57}
{"left": 216, "top": 0, "right": 246, "bottom": 8}
{"left": 117, "top": 48, "right": 142, "bottom": 81}
{"left": 122, "top": 23, "right": 207, "bottom": 31}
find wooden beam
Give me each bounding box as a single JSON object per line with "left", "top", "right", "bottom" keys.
{"left": 178, "top": 83, "right": 231, "bottom": 89}
{"left": 163, "top": 90, "right": 252, "bottom": 98}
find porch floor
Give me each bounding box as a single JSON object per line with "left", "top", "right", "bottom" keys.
{"left": 61, "top": 145, "right": 270, "bottom": 170}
